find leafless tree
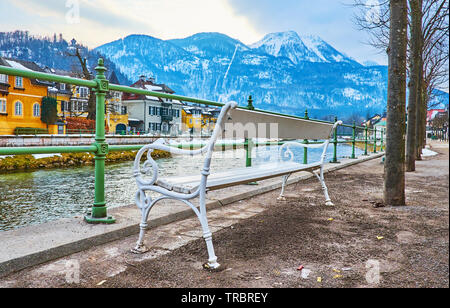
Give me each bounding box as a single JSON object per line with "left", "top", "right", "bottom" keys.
{"left": 406, "top": 0, "right": 423, "bottom": 171}
{"left": 352, "top": 0, "right": 449, "bottom": 163}
{"left": 65, "top": 45, "right": 97, "bottom": 120}
{"left": 383, "top": 0, "right": 408, "bottom": 206}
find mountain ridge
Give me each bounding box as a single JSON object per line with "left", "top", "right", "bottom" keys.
{"left": 95, "top": 31, "right": 390, "bottom": 119}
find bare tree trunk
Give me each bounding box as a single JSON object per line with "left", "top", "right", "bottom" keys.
{"left": 384, "top": 0, "right": 408, "bottom": 206}
{"left": 67, "top": 47, "right": 96, "bottom": 120}
{"left": 416, "top": 82, "right": 428, "bottom": 159}
{"left": 406, "top": 0, "right": 423, "bottom": 172}
{"left": 421, "top": 89, "right": 428, "bottom": 148}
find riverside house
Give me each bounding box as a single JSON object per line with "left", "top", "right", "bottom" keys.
{"left": 122, "top": 75, "right": 182, "bottom": 135}
{"left": 0, "top": 57, "right": 58, "bottom": 135}
{"left": 182, "top": 105, "right": 220, "bottom": 135}
{"left": 45, "top": 68, "right": 129, "bottom": 134}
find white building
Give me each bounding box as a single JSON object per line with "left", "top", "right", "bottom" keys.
{"left": 122, "top": 76, "right": 182, "bottom": 135}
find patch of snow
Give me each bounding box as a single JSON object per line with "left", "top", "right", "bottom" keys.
{"left": 32, "top": 154, "right": 62, "bottom": 159}
{"left": 5, "top": 59, "right": 32, "bottom": 71}
{"left": 421, "top": 148, "right": 438, "bottom": 157}
{"left": 300, "top": 35, "right": 329, "bottom": 62}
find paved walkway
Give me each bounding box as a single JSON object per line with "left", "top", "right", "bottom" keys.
{"left": 0, "top": 144, "right": 448, "bottom": 288}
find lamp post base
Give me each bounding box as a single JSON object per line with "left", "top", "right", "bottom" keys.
{"left": 84, "top": 206, "right": 116, "bottom": 224}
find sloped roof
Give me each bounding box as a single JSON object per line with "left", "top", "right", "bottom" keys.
{"left": 0, "top": 57, "right": 54, "bottom": 87}
{"left": 123, "top": 77, "right": 175, "bottom": 101}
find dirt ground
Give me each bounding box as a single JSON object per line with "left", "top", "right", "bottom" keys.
{"left": 2, "top": 142, "right": 449, "bottom": 288}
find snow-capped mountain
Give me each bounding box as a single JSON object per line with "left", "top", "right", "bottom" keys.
{"left": 250, "top": 31, "right": 359, "bottom": 65}
{"left": 168, "top": 32, "right": 250, "bottom": 59}
{"left": 95, "top": 31, "right": 390, "bottom": 119}
{"left": 250, "top": 31, "right": 321, "bottom": 64}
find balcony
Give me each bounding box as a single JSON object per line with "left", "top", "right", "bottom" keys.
{"left": 161, "top": 114, "right": 173, "bottom": 122}
{"left": 0, "top": 82, "right": 10, "bottom": 96}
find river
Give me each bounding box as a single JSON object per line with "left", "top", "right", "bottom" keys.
{"left": 0, "top": 143, "right": 363, "bottom": 231}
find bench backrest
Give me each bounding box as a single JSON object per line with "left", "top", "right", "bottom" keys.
{"left": 221, "top": 108, "right": 335, "bottom": 140}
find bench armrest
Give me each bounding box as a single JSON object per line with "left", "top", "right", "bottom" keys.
{"left": 133, "top": 101, "right": 239, "bottom": 187}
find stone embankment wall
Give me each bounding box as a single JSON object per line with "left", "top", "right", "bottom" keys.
{"left": 0, "top": 135, "right": 160, "bottom": 147}
{"left": 0, "top": 149, "right": 170, "bottom": 173}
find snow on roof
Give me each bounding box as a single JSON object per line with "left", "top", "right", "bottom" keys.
{"left": 5, "top": 59, "right": 33, "bottom": 71}
{"left": 144, "top": 84, "right": 163, "bottom": 91}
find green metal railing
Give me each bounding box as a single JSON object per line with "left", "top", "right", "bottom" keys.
{"left": 0, "top": 59, "right": 384, "bottom": 224}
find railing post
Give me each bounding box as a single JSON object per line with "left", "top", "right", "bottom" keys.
{"left": 245, "top": 138, "right": 252, "bottom": 167}
{"left": 245, "top": 95, "right": 255, "bottom": 168}
{"left": 303, "top": 109, "right": 309, "bottom": 164}
{"left": 373, "top": 127, "right": 377, "bottom": 153}
{"left": 364, "top": 126, "right": 369, "bottom": 155}
{"left": 351, "top": 121, "right": 356, "bottom": 159}
{"left": 331, "top": 116, "right": 339, "bottom": 163}
{"left": 380, "top": 128, "right": 384, "bottom": 151}
{"left": 84, "top": 58, "right": 115, "bottom": 224}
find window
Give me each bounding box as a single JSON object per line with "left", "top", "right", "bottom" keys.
{"left": 60, "top": 83, "right": 66, "bottom": 91}
{"left": 15, "top": 76, "right": 23, "bottom": 88}
{"left": 121, "top": 106, "right": 127, "bottom": 115}
{"left": 14, "top": 101, "right": 23, "bottom": 116}
{"left": 0, "top": 99, "right": 6, "bottom": 113}
{"left": 79, "top": 87, "right": 89, "bottom": 98}
{"left": 0, "top": 74, "right": 8, "bottom": 84}
{"left": 33, "top": 103, "right": 40, "bottom": 117}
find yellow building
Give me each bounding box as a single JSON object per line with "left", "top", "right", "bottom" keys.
{"left": 182, "top": 105, "right": 220, "bottom": 134}
{"left": 182, "top": 106, "right": 202, "bottom": 134}
{"left": 47, "top": 69, "right": 128, "bottom": 134}
{"left": 0, "top": 58, "right": 58, "bottom": 135}
{"left": 105, "top": 71, "right": 128, "bottom": 134}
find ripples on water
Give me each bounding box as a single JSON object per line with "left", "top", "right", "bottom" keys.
{"left": 0, "top": 144, "right": 362, "bottom": 231}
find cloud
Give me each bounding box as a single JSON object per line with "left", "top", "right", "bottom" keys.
{"left": 226, "top": 0, "right": 388, "bottom": 65}
{"left": 3, "top": 0, "right": 262, "bottom": 47}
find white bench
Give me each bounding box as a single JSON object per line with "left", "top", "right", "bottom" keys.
{"left": 132, "top": 101, "right": 342, "bottom": 269}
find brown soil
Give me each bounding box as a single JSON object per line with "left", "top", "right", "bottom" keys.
{"left": 2, "top": 143, "right": 448, "bottom": 288}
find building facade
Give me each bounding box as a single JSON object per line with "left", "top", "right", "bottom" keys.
{"left": 46, "top": 68, "right": 128, "bottom": 134}
{"left": 122, "top": 76, "right": 182, "bottom": 135}
{"left": 0, "top": 57, "right": 58, "bottom": 135}
{"left": 182, "top": 105, "right": 220, "bottom": 134}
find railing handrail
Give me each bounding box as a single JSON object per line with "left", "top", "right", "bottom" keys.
{"left": 0, "top": 64, "right": 377, "bottom": 131}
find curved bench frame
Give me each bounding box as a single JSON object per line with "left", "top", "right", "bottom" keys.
{"left": 131, "top": 101, "right": 342, "bottom": 269}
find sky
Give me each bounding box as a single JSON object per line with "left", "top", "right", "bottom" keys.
{"left": 0, "top": 0, "right": 388, "bottom": 65}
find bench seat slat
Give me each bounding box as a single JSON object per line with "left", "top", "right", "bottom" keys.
{"left": 155, "top": 161, "right": 321, "bottom": 194}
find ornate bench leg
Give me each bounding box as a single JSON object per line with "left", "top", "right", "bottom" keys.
{"left": 131, "top": 200, "right": 153, "bottom": 254}
{"left": 199, "top": 210, "right": 220, "bottom": 269}
{"left": 313, "top": 168, "right": 334, "bottom": 206}
{"left": 198, "top": 185, "right": 220, "bottom": 270}
{"left": 277, "top": 174, "right": 291, "bottom": 201}
{"left": 132, "top": 222, "right": 150, "bottom": 254}
{"left": 202, "top": 230, "right": 220, "bottom": 270}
